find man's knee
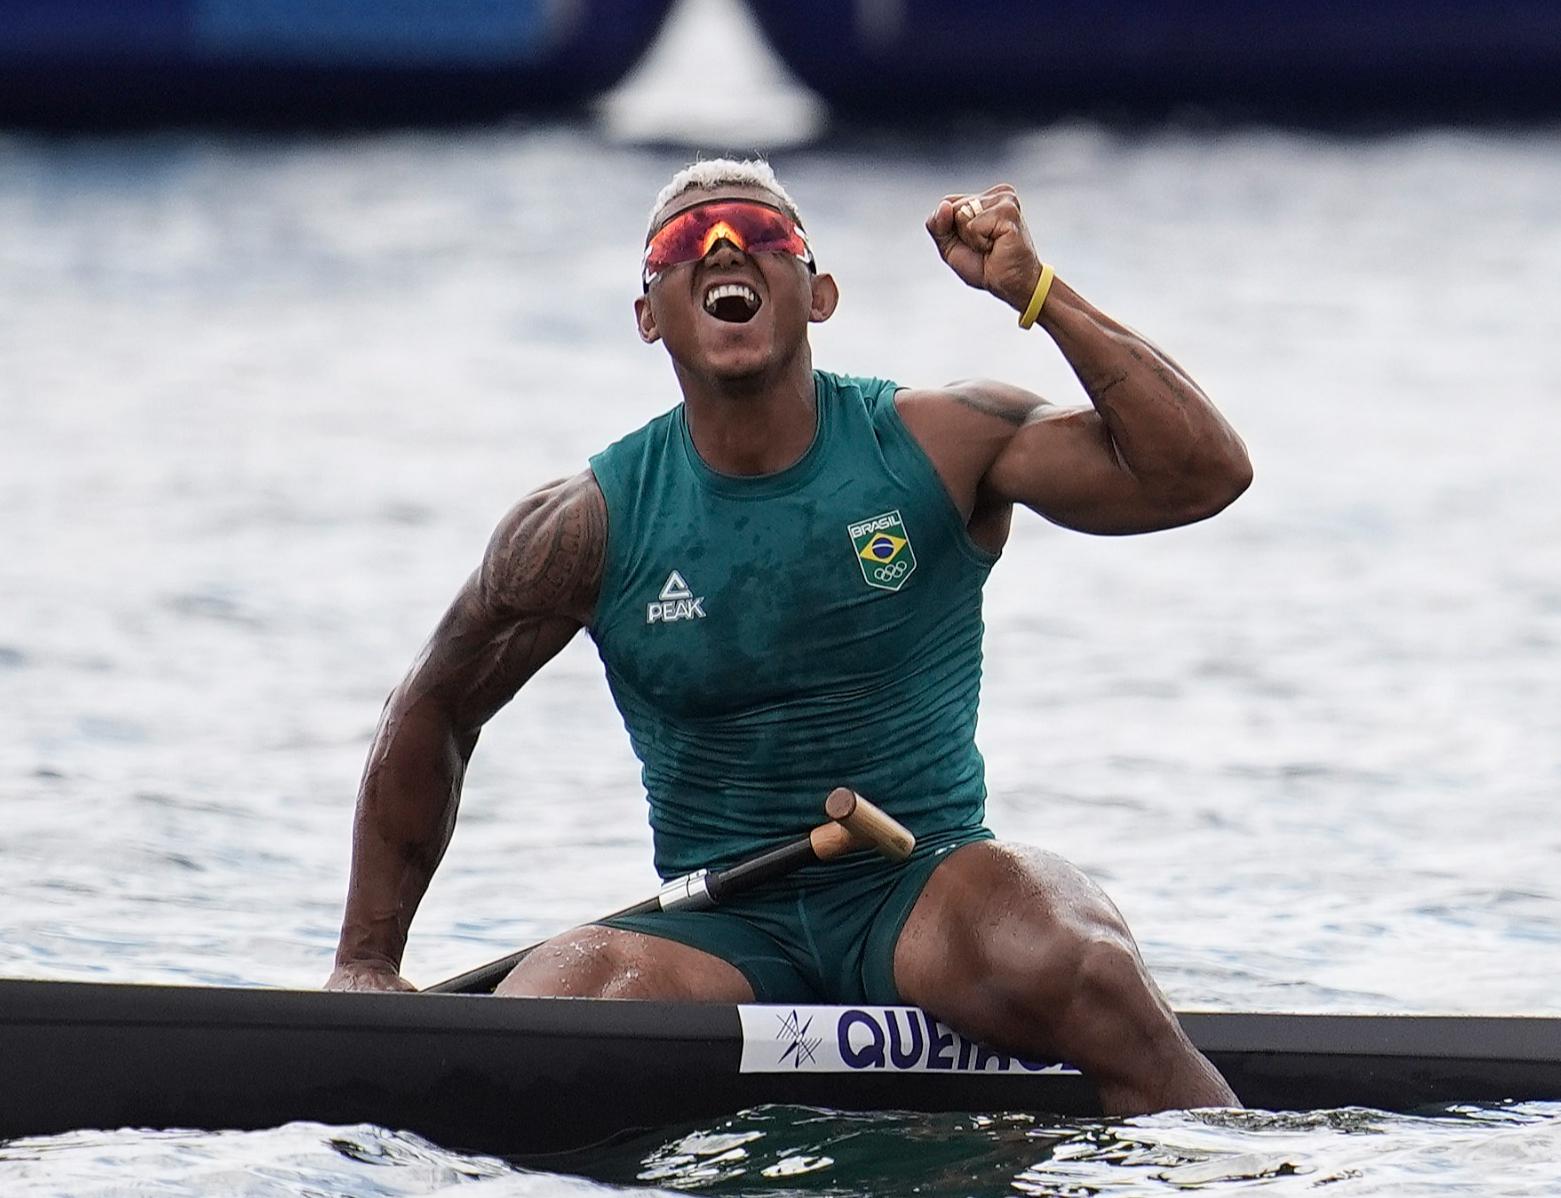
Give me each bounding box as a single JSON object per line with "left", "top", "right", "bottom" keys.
{"left": 1053, "top": 927, "right": 1175, "bottom": 1047}
{"left": 977, "top": 918, "right": 1149, "bottom": 1026}
{"left": 902, "top": 844, "right": 1120, "bottom": 998}
{"left": 496, "top": 925, "right": 753, "bottom": 1001}
{"left": 1069, "top": 928, "right": 1154, "bottom": 1008}
{"left": 495, "top": 926, "right": 629, "bottom": 997}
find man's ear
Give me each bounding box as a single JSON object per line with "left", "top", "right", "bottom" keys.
{"left": 808, "top": 273, "right": 840, "bottom": 323}
{"left": 634, "top": 295, "right": 660, "bottom": 344}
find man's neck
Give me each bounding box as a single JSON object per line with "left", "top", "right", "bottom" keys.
{"left": 677, "top": 355, "right": 817, "bottom": 477}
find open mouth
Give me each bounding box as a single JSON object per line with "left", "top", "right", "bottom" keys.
{"left": 703, "top": 283, "right": 761, "bottom": 324}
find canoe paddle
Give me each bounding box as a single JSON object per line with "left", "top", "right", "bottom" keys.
{"left": 424, "top": 787, "right": 914, "bottom": 995}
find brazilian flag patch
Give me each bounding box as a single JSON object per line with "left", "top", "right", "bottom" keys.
{"left": 848, "top": 509, "right": 917, "bottom": 592}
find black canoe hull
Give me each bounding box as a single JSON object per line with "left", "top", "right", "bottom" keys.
{"left": 2, "top": 980, "right": 1559, "bottom": 1157}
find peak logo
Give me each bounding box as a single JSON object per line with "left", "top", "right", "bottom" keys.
{"left": 646, "top": 570, "right": 706, "bottom": 624}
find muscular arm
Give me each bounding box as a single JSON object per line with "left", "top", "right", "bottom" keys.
{"left": 327, "top": 470, "right": 606, "bottom": 989}
{"left": 903, "top": 186, "right": 1252, "bottom": 543}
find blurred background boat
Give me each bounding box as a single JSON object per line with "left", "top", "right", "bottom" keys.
{"left": 748, "top": 0, "right": 1561, "bottom": 124}
{"left": 0, "top": 0, "right": 676, "bottom": 128}
{"left": 5, "top": 0, "right": 1561, "bottom": 129}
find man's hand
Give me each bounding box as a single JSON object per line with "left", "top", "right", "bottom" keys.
{"left": 926, "top": 185, "right": 1043, "bottom": 315}
{"left": 325, "top": 960, "right": 417, "bottom": 993}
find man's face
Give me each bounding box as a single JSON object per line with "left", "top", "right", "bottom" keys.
{"left": 635, "top": 183, "right": 834, "bottom": 383}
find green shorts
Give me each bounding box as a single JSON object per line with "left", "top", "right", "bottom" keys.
{"left": 598, "top": 826, "right": 993, "bottom": 1004}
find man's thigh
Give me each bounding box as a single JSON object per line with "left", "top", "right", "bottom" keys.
{"left": 892, "top": 840, "right": 1156, "bottom": 1040}
{"left": 495, "top": 924, "right": 755, "bottom": 1001}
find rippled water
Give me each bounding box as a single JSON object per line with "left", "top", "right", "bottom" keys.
{"left": 5, "top": 1105, "right": 1561, "bottom": 1196}
{"left": 612, "top": 1104, "right": 1561, "bottom": 1196}
{"left": 0, "top": 1123, "right": 636, "bottom": 1196}
{"left": 4, "top": 1, "right": 1561, "bottom": 1193}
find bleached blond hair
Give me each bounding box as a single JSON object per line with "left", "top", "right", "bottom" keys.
{"left": 648, "top": 157, "right": 805, "bottom": 233}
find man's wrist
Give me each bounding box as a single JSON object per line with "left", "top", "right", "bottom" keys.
{"left": 1017, "top": 264, "right": 1056, "bottom": 329}
{"left": 329, "top": 950, "right": 409, "bottom": 977}
{"left": 333, "top": 929, "right": 404, "bottom": 974}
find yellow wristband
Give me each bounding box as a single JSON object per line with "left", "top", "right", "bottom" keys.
{"left": 1018, "top": 263, "right": 1055, "bottom": 329}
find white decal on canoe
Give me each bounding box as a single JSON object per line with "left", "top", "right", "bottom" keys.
{"left": 737, "top": 1005, "right": 1080, "bottom": 1075}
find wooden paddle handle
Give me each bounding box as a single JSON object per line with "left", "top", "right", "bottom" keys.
{"left": 808, "top": 787, "right": 916, "bottom": 862}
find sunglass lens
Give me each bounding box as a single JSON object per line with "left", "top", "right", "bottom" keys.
{"left": 645, "top": 202, "right": 808, "bottom": 283}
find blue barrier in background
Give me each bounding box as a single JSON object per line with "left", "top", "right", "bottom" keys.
{"left": 0, "top": 0, "right": 675, "bottom": 127}
{"left": 744, "top": 0, "right": 1561, "bottom": 121}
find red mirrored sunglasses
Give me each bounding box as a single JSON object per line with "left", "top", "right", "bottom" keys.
{"left": 643, "top": 199, "right": 815, "bottom": 290}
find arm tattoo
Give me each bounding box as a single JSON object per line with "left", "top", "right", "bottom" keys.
{"left": 1128, "top": 343, "right": 1191, "bottom": 397}
{"left": 1083, "top": 370, "right": 1130, "bottom": 404}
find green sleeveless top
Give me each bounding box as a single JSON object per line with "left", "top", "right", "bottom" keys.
{"left": 587, "top": 370, "right": 998, "bottom": 880}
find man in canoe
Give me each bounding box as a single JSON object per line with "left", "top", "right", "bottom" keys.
{"left": 327, "top": 158, "right": 1250, "bottom": 1113}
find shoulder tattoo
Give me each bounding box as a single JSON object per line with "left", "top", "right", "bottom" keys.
{"left": 480, "top": 472, "right": 606, "bottom": 623}
{"left": 945, "top": 382, "right": 1047, "bottom": 428}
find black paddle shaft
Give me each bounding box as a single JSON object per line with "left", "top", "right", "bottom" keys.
{"left": 425, "top": 832, "right": 823, "bottom": 995}
{"left": 705, "top": 834, "right": 819, "bottom": 902}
